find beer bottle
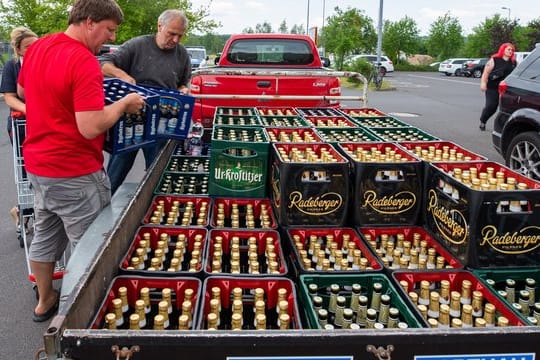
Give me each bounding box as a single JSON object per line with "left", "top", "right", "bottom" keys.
{"left": 370, "top": 282, "right": 383, "bottom": 310}
{"left": 356, "top": 296, "right": 368, "bottom": 327}
{"left": 439, "top": 304, "right": 450, "bottom": 329}
{"left": 449, "top": 291, "right": 461, "bottom": 318}
{"left": 153, "top": 314, "right": 165, "bottom": 330}
{"left": 118, "top": 287, "right": 129, "bottom": 314}
{"left": 460, "top": 280, "right": 472, "bottom": 305}
{"left": 505, "top": 279, "right": 516, "bottom": 304}
{"left": 378, "top": 294, "right": 391, "bottom": 325}
{"left": 255, "top": 313, "right": 266, "bottom": 330}
{"left": 158, "top": 300, "right": 170, "bottom": 329}
{"left": 112, "top": 298, "right": 124, "bottom": 327}
{"left": 134, "top": 299, "right": 147, "bottom": 329}
{"left": 518, "top": 290, "right": 530, "bottom": 316}
{"left": 129, "top": 313, "right": 140, "bottom": 330}
{"left": 328, "top": 284, "right": 340, "bottom": 314}
{"left": 387, "top": 307, "right": 400, "bottom": 329}
{"left": 461, "top": 304, "right": 473, "bottom": 328}
{"left": 207, "top": 312, "right": 218, "bottom": 330}
{"left": 428, "top": 291, "right": 440, "bottom": 319}
{"left": 140, "top": 287, "right": 151, "bottom": 314}
{"left": 525, "top": 278, "right": 536, "bottom": 307}
{"left": 484, "top": 303, "right": 496, "bottom": 327}
{"left": 471, "top": 291, "right": 484, "bottom": 318}
{"left": 334, "top": 296, "right": 346, "bottom": 328}
{"left": 231, "top": 312, "right": 243, "bottom": 331}
{"left": 418, "top": 280, "right": 430, "bottom": 306}
{"left": 318, "top": 308, "right": 329, "bottom": 327}
{"left": 105, "top": 313, "right": 117, "bottom": 330}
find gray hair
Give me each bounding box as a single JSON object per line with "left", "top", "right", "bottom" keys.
{"left": 158, "top": 9, "right": 188, "bottom": 28}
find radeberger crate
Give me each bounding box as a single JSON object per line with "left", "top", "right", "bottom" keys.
{"left": 154, "top": 172, "right": 209, "bottom": 196}
{"left": 398, "top": 141, "right": 487, "bottom": 162}
{"left": 369, "top": 126, "right": 440, "bottom": 142}
{"left": 392, "top": 270, "right": 527, "bottom": 328}
{"left": 423, "top": 161, "right": 540, "bottom": 268}
{"left": 338, "top": 142, "right": 423, "bottom": 226}
{"left": 264, "top": 127, "right": 322, "bottom": 143}
{"left": 103, "top": 78, "right": 160, "bottom": 154}
{"left": 337, "top": 107, "right": 387, "bottom": 118}
{"left": 473, "top": 268, "right": 540, "bottom": 325}
{"left": 142, "top": 195, "right": 210, "bottom": 227}
{"left": 257, "top": 107, "right": 309, "bottom": 128}
{"left": 270, "top": 143, "right": 350, "bottom": 226}
{"left": 213, "top": 106, "right": 261, "bottom": 127}
{"left": 208, "top": 125, "right": 269, "bottom": 198}
{"left": 357, "top": 226, "right": 462, "bottom": 271}
{"left": 314, "top": 127, "right": 382, "bottom": 144}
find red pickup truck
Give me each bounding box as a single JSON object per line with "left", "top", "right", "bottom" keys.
{"left": 190, "top": 33, "right": 342, "bottom": 127}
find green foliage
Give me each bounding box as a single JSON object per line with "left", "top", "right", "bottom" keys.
{"left": 394, "top": 63, "right": 437, "bottom": 72}
{"left": 517, "top": 18, "right": 540, "bottom": 51}
{"left": 278, "top": 20, "right": 288, "bottom": 34}
{"left": 343, "top": 57, "right": 373, "bottom": 84}
{"left": 464, "top": 14, "right": 521, "bottom": 58}
{"left": 0, "top": 0, "right": 71, "bottom": 36}
{"left": 427, "top": 12, "right": 464, "bottom": 60}
{"left": 382, "top": 16, "right": 420, "bottom": 64}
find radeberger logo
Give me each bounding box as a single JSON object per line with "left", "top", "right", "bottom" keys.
{"left": 362, "top": 190, "right": 416, "bottom": 214}
{"left": 480, "top": 225, "right": 540, "bottom": 254}
{"left": 214, "top": 167, "right": 263, "bottom": 184}
{"left": 288, "top": 191, "right": 342, "bottom": 216}
{"left": 426, "top": 189, "right": 468, "bottom": 245}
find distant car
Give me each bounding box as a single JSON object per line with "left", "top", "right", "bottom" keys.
{"left": 344, "top": 54, "right": 394, "bottom": 75}
{"left": 438, "top": 58, "right": 470, "bottom": 76}
{"left": 462, "top": 58, "right": 488, "bottom": 78}
{"left": 492, "top": 44, "right": 540, "bottom": 179}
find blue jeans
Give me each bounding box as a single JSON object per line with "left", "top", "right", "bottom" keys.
{"left": 107, "top": 140, "right": 166, "bottom": 195}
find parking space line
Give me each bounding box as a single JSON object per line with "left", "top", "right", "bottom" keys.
{"left": 406, "top": 73, "right": 479, "bottom": 86}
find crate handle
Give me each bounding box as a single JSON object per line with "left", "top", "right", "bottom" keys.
{"left": 111, "top": 345, "right": 140, "bottom": 360}
{"left": 366, "top": 344, "right": 394, "bottom": 360}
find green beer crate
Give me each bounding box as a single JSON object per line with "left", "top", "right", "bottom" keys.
{"left": 337, "top": 107, "right": 388, "bottom": 118}
{"left": 209, "top": 125, "right": 269, "bottom": 198}
{"left": 370, "top": 127, "right": 440, "bottom": 142}
{"left": 213, "top": 106, "right": 261, "bottom": 127}
{"left": 298, "top": 273, "right": 422, "bottom": 329}
{"left": 352, "top": 116, "right": 412, "bottom": 128}
{"left": 257, "top": 107, "right": 309, "bottom": 127}
{"left": 314, "top": 127, "right": 382, "bottom": 144}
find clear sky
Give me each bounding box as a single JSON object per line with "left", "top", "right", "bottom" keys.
{"left": 194, "top": 0, "right": 536, "bottom": 37}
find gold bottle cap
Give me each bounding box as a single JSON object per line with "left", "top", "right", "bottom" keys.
{"left": 206, "top": 312, "right": 218, "bottom": 330}
{"left": 129, "top": 313, "right": 140, "bottom": 329}
{"left": 105, "top": 313, "right": 117, "bottom": 329}
{"left": 153, "top": 314, "right": 165, "bottom": 330}
{"left": 497, "top": 316, "right": 509, "bottom": 327}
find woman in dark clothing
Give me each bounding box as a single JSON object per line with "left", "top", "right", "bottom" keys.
{"left": 479, "top": 42, "right": 516, "bottom": 131}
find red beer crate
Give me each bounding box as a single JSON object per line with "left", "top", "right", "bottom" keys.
{"left": 301, "top": 116, "right": 358, "bottom": 128}
{"left": 337, "top": 107, "right": 387, "bottom": 118}
{"left": 357, "top": 226, "right": 462, "bottom": 271}
{"left": 210, "top": 197, "right": 278, "bottom": 229}
{"left": 398, "top": 141, "right": 487, "bottom": 162}
{"left": 119, "top": 225, "right": 208, "bottom": 277}
{"left": 142, "top": 195, "right": 210, "bottom": 227}
{"left": 90, "top": 276, "right": 201, "bottom": 330}
{"left": 196, "top": 276, "right": 302, "bottom": 330}
{"left": 270, "top": 143, "right": 350, "bottom": 226}
{"left": 338, "top": 142, "right": 423, "bottom": 226}
{"left": 264, "top": 127, "right": 322, "bottom": 143}
{"left": 204, "top": 229, "right": 287, "bottom": 276}
{"left": 392, "top": 270, "right": 527, "bottom": 328}
{"left": 424, "top": 161, "right": 540, "bottom": 268}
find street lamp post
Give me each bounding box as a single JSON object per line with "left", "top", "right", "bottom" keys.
{"left": 501, "top": 6, "right": 511, "bottom": 20}
{"left": 306, "top": 0, "right": 310, "bottom": 35}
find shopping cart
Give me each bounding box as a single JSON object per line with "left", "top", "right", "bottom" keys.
{"left": 11, "top": 116, "right": 65, "bottom": 292}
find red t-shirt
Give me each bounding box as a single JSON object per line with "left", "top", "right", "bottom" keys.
{"left": 19, "top": 33, "right": 105, "bottom": 177}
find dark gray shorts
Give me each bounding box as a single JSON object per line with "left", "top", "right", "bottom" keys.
{"left": 28, "top": 170, "right": 111, "bottom": 262}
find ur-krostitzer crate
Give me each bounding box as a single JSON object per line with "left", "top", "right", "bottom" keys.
{"left": 257, "top": 107, "right": 309, "bottom": 127}
{"left": 208, "top": 125, "right": 269, "bottom": 198}
{"left": 213, "top": 106, "right": 261, "bottom": 127}
{"left": 338, "top": 142, "right": 423, "bottom": 226}
{"left": 103, "top": 78, "right": 160, "bottom": 154}
{"left": 423, "top": 161, "right": 540, "bottom": 269}
{"left": 270, "top": 143, "right": 350, "bottom": 226}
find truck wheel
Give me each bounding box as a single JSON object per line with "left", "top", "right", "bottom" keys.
{"left": 473, "top": 69, "right": 482, "bottom": 78}
{"left": 505, "top": 131, "right": 540, "bottom": 180}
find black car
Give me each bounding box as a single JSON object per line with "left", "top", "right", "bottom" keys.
{"left": 492, "top": 44, "right": 540, "bottom": 179}
{"left": 462, "top": 58, "right": 488, "bottom": 78}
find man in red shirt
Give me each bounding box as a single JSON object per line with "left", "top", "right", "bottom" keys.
{"left": 18, "top": 0, "right": 145, "bottom": 322}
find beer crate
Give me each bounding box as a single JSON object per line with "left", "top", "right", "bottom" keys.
{"left": 298, "top": 273, "right": 422, "bottom": 329}
{"left": 270, "top": 143, "right": 350, "bottom": 226}
{"left": 165, "top": 155, "right": 210, "bottom": 173}
{"left": 142, "top": 195, "right": 210, "bottom": 227}
{"left": 196, "top": 276, "right": 302, "bottom": 330}
{"left": 142, "top": 85, "right": 195, "bottom": 140}
{"left": 473, "top": 268, "right": 540, "bottom": 325}
{"left": 296, "top": 107, "right": 343, "bottom": 117}
{"left": 392, "top": 270, "right": 527, "bottom": 328}
{"left": 172, "top": 141, "right": 211, "bottom": 156}
{"left": 398, "top": 141, "right": 487, "bottom": 162}
{"left": 204, "top": 229, "right": 288, "bottom": 276}
{"left": 301, "top": 116, "right": 358, "bottom": 128}
{"left": 213, "top": 106, "right": 261, "bottom": 127}
{"left": 210, "top": 197, "right": 278, "bottom": 229}
{"left": 352, "top": 116, "right": 412, "bottom": 128}
{"left": 337, "top": 107, "right": 387, "bottom": 118}
{"left": 119, "top": 225, "right": 208, "bottom": 277}
{"left": 285, "top": 227, "right": 383, "bottom": 278}
{"left": 369, "top": 126, "right": 440, "bottom": 142}
{"left": 314, "top": 127, "right": 382, "bottom": 144}
{"left": 423, "top": 161, "right": 540, "bottom": 268}
{"left": 154, "top": 172, "right": 209, "bottom": 196}
{"left": 103, "top": 78, "right": 160, "bottom": 154}
{"left": 357, "top": 226, "right": 462, "bottom": 271}
{"left": 208, "top": 125, "right": 269, "bottom": 198}
{"left": 264, "top": 127, "right": 322, "bottom": 143}
{"left": 257, "top": 107, "right": 309, "bottom": 128}
{"left": 338, "top": 142, "right": 423, "bottom": 226}
{"left": 90, "top": 275, "right": 202, "bottom": 330}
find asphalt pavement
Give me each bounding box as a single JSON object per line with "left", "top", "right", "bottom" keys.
{"left": 0, "top": 71, "right": 503, "bottom": 359}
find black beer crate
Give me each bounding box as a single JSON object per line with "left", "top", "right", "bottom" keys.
{"left": 301, "top": 115, "right": 358, "bottom": 128}
{"left": 213, "top": 106, "right": 261, "bottom": 127}
{"left": 270, "top": 143, "right": 350, "bottom": 226}
{"left": 165, "top": 155, "right": 210, "bottom": 173}
{"left": 392, "top": 270, "right": 527, "bottom": 328}
{"left": 314, "top": 127, "right": 382, "bottom": 144}
{"left": 90, "top": 275, "right": 202, "bottom": 330}
{"left": 398, "top": 141, "right": 487, "bottom": 162}
{"left": 285, "top": 227, "right": 383, "bottom": 278}
{"left": 154, "top": 172, "right": 209, "bottom": 196}
{"left": 210, "top": 197, "right": 278, "bottom": 229}
{"left": 357, "top": 226, "right": 462, "bottom": 271}
{"left": 172, "top": 142, "right": 211, "bottom": 156}
{"left": 338, "top": 142, "right": 423, "bottom": 226}
{"left": 298, "top": 273, "right": 422, "bottom": 329}
{"left": 103, "top": 78, "right": 160, "bottom": 154}
{"left": 257, "top": 107, "right": 309, "bottom": 127}
{"left": 337, "top": 107, "right": 388, "bottom": 118}
{"left": 204, "top": 229, "right": 288, "bottom": 277}
{"left": 295, "top": 107, "right": 343, "bottom": 117}
{"left": 423, "top": 161, "right": 540, "bottom": 268}
{"left": 142, "top": 195, "right": 211, "bottom": 227}
{"left": 352, "top": 116, "right": 411, "bottom": 128}
{"left": 473, "top": 268, "right": 540, "bottom": 325}
{"left": 208, "top": 125, "right": 269, "bottom": 198}
{"left": 369, "top": 126, "right": 440, "bottom": 142}
{"left": 119, "top": 225, "right": 208, "bottom": 277}
{"left": 196, "top": 276, "right": 302, "bottom": 330}
{"left": 264, "top": 127, "right": 322, "bottom": 143}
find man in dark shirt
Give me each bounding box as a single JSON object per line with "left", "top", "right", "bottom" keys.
{"left": 100, "top": 9, "right": 192, "bottom": 195}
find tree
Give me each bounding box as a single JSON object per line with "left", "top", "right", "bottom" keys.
{"left": 320, "top": 6, "right": 376, "bottom": 70}
{"left": 255, "top": 21, "right": 273, "bottom": 33}
{"left": 278, "top": 20, "right": 288, "bottom": 34}
{"left": 426, "top": 12, "right": 464, "bottom": 60}
{"left": 382, "top": 16, "right": 420, "bottom": 64}
{"left": 290, "top": 24, "right": 305, "bottom": 34}
{"left": 464, "top": 14, "right": 520, "bottom": 58}
{"left": 517, "top": 18, "right": 540, "bottom": 51}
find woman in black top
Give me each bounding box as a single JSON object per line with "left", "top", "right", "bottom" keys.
{"left": 479, "top": 42, "right": 516, "bottom": 131}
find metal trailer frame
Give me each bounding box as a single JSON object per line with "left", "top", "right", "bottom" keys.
{"left": 39, "top": 141, "right": 540, "bottom": 360}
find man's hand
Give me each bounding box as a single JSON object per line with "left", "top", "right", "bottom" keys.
{"left": 121, "top": 92, "right": 146, "bottom": 114}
